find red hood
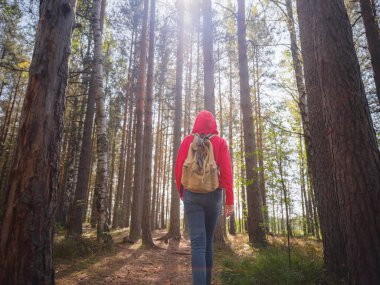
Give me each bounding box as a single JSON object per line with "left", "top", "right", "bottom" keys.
{"left": 192, "top": 110, "right": 219, "bottom": 135}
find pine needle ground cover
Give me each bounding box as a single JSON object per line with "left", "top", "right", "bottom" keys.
{"left": 218, "top": 235, "right": 324, "bottom": 285}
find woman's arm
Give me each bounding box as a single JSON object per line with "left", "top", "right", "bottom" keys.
{"left": 218, "top": 139, "right": 234, "bottom": 205}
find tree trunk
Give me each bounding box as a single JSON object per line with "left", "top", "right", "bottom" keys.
{"left": 237, "top": 0, "right": 266, "bottom": 247}
{"left": 67, "top": 67, "right": 96, "bottom": 235}
{"left": 0, "top": 93, "right": 22, "bottom": 205}
{"left": 360, "top": 0, "right": 380, "bottom": 102}
{"left": 141, "top": 0, "right": 156, "bottom": 248}
{"left": 128, "top": 0, "right": 149, "bottom": 242}
{"left": 92, "top": 0, "right": 109, "bottom": 240}
{"left": 274, "top": 135, "right": 292, "bottom": 262}
{"left": 196, "top": 27, "right": 201, "bottom": 113}
{"left": 120, "top": 8, "right": 139, "bottom": 229}
{"left": 0, "top": 0, "right": 76, "bottom": 282}
{"left": 121, "top": 108, "right": 136, "bottom": 228}
{"left": 254, "top": 48, "right": 268, "bottom": 233}
{"left": 0, "top": 73, "right": 21, "bottom": 196}
{"left": 160, "top": 116, "right": 170, "bottom": 229}
{"left": 299, "top": 133, "right": 308, "bottom": 235}
{"left": 283, "top": 0, "right": 316, "bottom": 236}
{"left": 162, "top": 0, "right": 184, "bottom": 240}
{"left": 112, "top": 25, "right": 136, "bottom": 229}
{"left": 296, "top": 1, "right": 347, "bottom": 277}
{"left": 202, "top": 0, "right": 215, "bottom": 114}
{"left": 184, "top": 32, "right": 193, "bottom": 135}
{"left": 213, "top": 41, "right": 226, "bottom": 246}
{"left": 217, "top": 42, "right": 223, "bottom": 136}
{"left": 112, "top": 100, "right": 128, "bottom": 229}
{"left": 89, "top": 129, "right": 98, "bottom": 227}
{"left": 0, "top": 72, "right": 21, "bottom": 157}
{"left": 107, "top": 132, "right": 116, "bottom": 225}
{"left": 151, "top": 32, "right": 169, "bottom": 228}
{"left": 240, "top": 117, "right": 247, "bottom": 233}
{"left": 297, "top": 0, "right": 380, "bottom": 282}
{"left": 58, "top": 98, "right": 80, "bottom": 227}
{"left": 228, "top": 55, "right": 236, "bottom": 235}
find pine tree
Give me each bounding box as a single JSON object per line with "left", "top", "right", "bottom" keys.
{"left": 0, "top": 0, "right": 77, "bottom": 282}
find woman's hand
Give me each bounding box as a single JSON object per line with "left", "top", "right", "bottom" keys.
{"left": 225, "top": 204, "right": 234, "bottom": 217}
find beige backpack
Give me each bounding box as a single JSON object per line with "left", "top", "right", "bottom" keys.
{"left": 181, "top": 133, "right": 219, "bottom": 193}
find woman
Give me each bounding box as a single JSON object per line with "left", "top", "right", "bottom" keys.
{"left": 175, "top": 110, "right": 234, "bottom": 285}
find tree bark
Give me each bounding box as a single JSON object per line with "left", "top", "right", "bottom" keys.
{"left": 202, "top": 0, "right": 215, "bottom": 114}
{"left": 121, "top": 107, "right": 136, "bottom": 228}
{"left": 254, "top": 47, "right": 268, "bottom": 233}
{"left": 92, "top": 0, "right": 109, "bottom": 240}
{"left": 298, "top": 133, "right": 308, "bottom": 235}
{"left": 67, "top": 67, "right": 96, "bottom": 235}
{"left": 57, "top": 98, "right": 80, "bottom": 227}
{"left": 228, "top": 54, "right": 236, "bottom": 235}
{"left": 0, "top": 0, "right": 76, "bottom": 282}
{"left": 160, "top": 115, "right": 170, "bottom": 229}
{"left": 162, "top": 0, "right": 184, "bottom": 240}
{"left": 141, "top": 0, "right": 156, "bottom": 248}
{"left": 120, "top": 7, "right": 138, "bottom": 229}
{"left": 237, "top": 0, "right": 266, "bottom": 247}
{"left": 151, "top": 26, "right": 170, "bottom": 228}
{"left": 129, "top": 0, "right": 149, "bottom": 242}
{"left": 107, "top": 131, "right": 116, "bottom": 225}
{"left": 112, "top": 99, "right": 128, "bottom": 228}
{"left": 283, "top": 0, "right": 316, "bottom": 236}
{"left": 297, "top": 0, "right": 380, "bottom": 282}
{"left": 296, "top": 1, "right": 347, "bottom": 277}
{"left": 112, "top": 24, "right": 136, "bottom": 229}
{"left": 213, "top": 41, "right": 226, "bottom": 246}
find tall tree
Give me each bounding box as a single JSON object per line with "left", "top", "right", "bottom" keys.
{"left": 202, "top": 0, "right": 215, "bottom": 114}
{"left": 128, "top": 0, "right": 149, "bottom": 242}
{"left": 228, "top": 52, "right": 236, "bottom": 235}
{"left": 360, "top": 0, "right": 380, "bottom": 102}
{"left": 254, "top": 47, "right": 268, "bottom": 233}
{"left": 92, "top": 0, "right": 109, "bottom": 240}
{"left": 141, "top": 0, "right": 156, "bottom": 248}
{"left": 297, "top": 0, "right": 380, "bottom": 282}
{"left": 160, "top": 0, "right": 184, "bottom": 241}
{"left": 283, "top": 0, "right": 316, "bottom": 237}
{"left": 0, "top": 0, "right": 77, "bottom": 282}
{"left": 237, "top": 0, "right": 266, "bottom": 247}
{"left": 120, "top": 8, "right": 140, "bottom": 229}
{"left": 151, "top": 22, "right": 170, "bottom": 230}
{"left": 67, "top": 70, "right": 95, "bottom": 235}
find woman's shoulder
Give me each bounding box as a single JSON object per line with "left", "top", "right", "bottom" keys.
{"left": 210, "top": 135, "right": 227, "bottom": 147}
{"left": 181, "top": 134, "right": 194, "bottom": 145}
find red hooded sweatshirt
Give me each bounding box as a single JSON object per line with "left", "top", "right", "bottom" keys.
{"left": 175, "top": 110, "right": 234, "bottom": 205}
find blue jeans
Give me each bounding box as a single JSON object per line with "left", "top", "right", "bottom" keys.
{"left": 184, "top": 189, "right": 222, "bottom": 285}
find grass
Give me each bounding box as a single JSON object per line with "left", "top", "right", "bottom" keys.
{"left": 219, "top": 235, "right": 326, "bottom": 285}
{"left": 53, "top": 224, "right": 128, "bottom": 261}
{"left": 53, "top": 226, "right": 130, "bottom": 279}
{"left": 54, "top": 235, "right": 115, "bottom": 260}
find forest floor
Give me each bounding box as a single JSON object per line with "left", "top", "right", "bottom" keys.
{"left": 54, "top": 226, "right": 324, "bottom": 285}
{"left": 55, "top": 227, "right": 228, "bottom": 285}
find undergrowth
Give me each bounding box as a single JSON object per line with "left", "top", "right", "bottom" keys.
{"left": 54, "top": 235, "right": 114, "bottom": 260}
{"left": 220, "top": 237, "right": 325, "bottom": 285}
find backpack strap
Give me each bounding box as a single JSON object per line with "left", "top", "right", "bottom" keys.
{"left": 193, "top": 133, "right": 216, "bottom": 139}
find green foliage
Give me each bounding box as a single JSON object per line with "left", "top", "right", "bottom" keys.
{"left": 220, "top": 240, "right": 323, "bottom": 285}
{"left": 54, "top": 235, "right": 114, "bottom": 261}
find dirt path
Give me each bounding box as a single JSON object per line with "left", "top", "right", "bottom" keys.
{"left": 55, "top": 230, "right": 223, "bottom": 285}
